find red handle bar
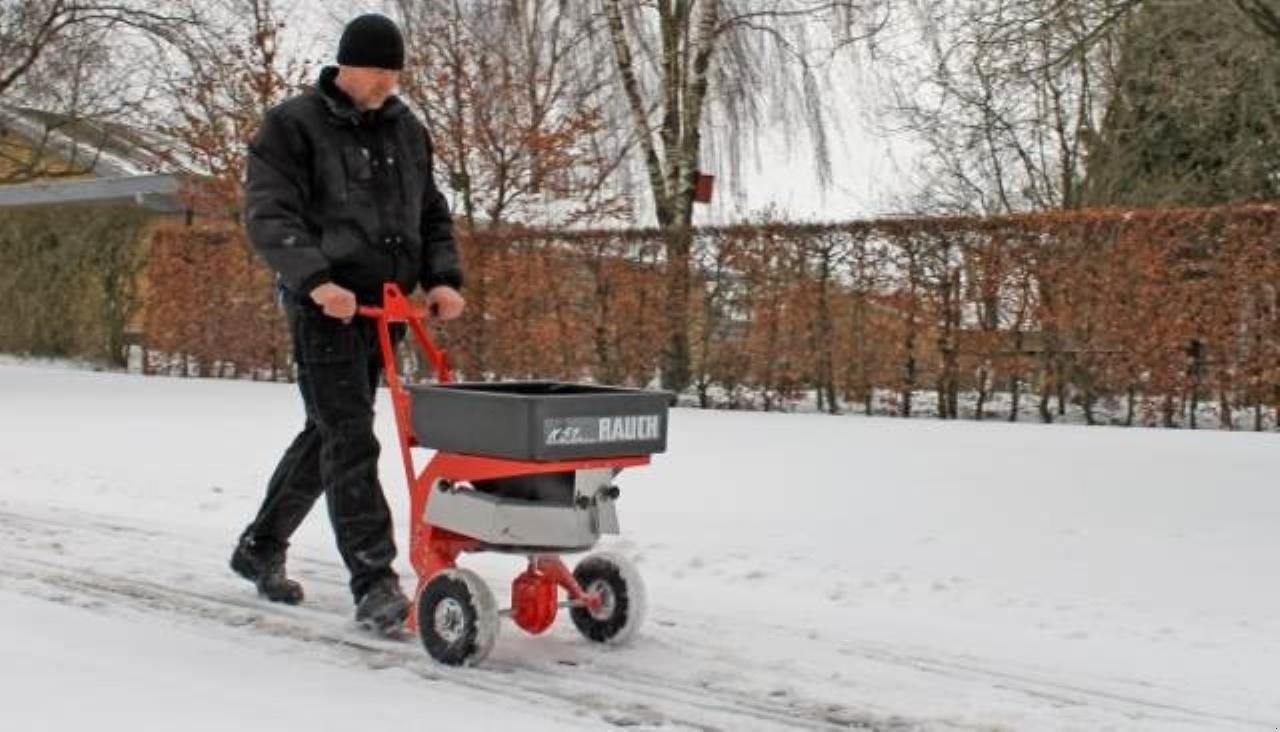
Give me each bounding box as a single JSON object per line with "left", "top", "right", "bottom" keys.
{"left": 356, "top": 284, "right": 453, "bottom": 385}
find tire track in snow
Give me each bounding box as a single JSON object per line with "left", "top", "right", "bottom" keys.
{"left": 3, "top": 504, "right": 1271, "bottom": 731}
{"left": 0, "top": 506, "right": 945, "bottom": 732}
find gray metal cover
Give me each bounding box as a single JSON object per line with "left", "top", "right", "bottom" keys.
{"left": 407, "top": 381, "right": 670, "bottom": 461}
{"left": 425, "top": 470, "right": 620, "bottom": 550}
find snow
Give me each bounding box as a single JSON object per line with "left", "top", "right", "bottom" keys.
{"left": 1, "top": 360, "right": 1278, "bottom": 730}
{"left": 0, "top": 592, "right": 575, "bottom": 732}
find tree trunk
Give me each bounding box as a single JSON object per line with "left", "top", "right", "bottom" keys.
{"left": 816, "top": 248, "right": 838, "bottom": 415}
{"left": 1009, "top": 373, "right": 1021, "bottom": 422}
{"left": 661, "top": 227, "right": 693, "bottom": 392}
{"left": 975, "top": 365, "right": 989, "bottom": 420}
{"left": 902, "top": 317, "right": 917, "bottom": 419}
{"left": 1187, "top": 339, "right": 1205, "bottom": 430}
{"left": 1038, "top": 363, "right": 1054, "bottom": 424}
{"left": 1080, "top": 366, "right": 1096, "bottom": 426}
{"left": 1056, "top": 360, "right": 1067, "bottom": 418}
{"left": 850, "top": 292, "right": 871, "bottom": 415}
{"left": 1125, "top": 384, "right": 1137, "bottom": 426}
{"left": 1008, "top": 328, "right": 1024, "bottom": 422}
{"left": 1220, "top": 391, "right": 1234, "bottom": 431}
{"left": 1162, "top": 394, "right": 1177, "bottom": 428}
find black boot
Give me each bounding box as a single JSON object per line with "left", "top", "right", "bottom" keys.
{"left": 355, "top": 575, "right": 409, "bottom": 634}
{"left": 230, "top": 536, "right": 304, "bottom": 605}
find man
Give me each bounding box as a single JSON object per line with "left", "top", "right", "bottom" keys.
{"left": 230, "top": 13, "right": 465, "bottom": 635}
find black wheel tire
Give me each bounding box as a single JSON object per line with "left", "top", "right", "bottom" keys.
{"left": 416, "top": 568, "right": 498, "bottom": 666}
{"left": 570, "top": 552, "right": 646, "bottom": 644}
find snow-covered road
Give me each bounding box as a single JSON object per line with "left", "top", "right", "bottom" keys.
{"left": 1, "top": 362, "right": 1276, "bottom": 730}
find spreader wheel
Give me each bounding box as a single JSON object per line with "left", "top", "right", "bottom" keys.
{"left": 416, "top": 568, "right": 499, "bottom": 666}
{"left": 570, "top": 552, "right": 646, "bottom": 644}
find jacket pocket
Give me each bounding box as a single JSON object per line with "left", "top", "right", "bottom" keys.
{"left": 296, "top": 306, "right": 357, "bottom": 364}
{"left": 341, "top": 146, "right": 374, "bottom": 185}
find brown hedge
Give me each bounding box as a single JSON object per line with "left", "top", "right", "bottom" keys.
{"left": 136, "top": 204, "right": 1280, "bottom": 429}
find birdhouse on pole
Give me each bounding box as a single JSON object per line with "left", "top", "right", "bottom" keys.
{"left": 693, "top": 172, "right": 715, "bottom": 204}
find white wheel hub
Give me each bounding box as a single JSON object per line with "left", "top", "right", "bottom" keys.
{"left": 433, "top": 597, "right": 467, "bottom": 645}
{"left": 587, "top": 578, "right": 617, "bottom": 621}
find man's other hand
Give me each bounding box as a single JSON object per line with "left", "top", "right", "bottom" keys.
{"left": 310, "top": 282, "right": 358, "bottom": 321}
{"left": 424, "top": 286, "right": 465, "bottom": 321}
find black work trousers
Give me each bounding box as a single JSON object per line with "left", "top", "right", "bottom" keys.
{"left": 241, "top": 293, "right": 403, "bottom": 601}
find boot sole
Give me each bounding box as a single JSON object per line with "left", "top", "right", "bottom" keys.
{"left": 260, "top": 587, "right": 305, "bottom": 605}
{"left": 357, "top": 605, "right": 410, "bottom": 636}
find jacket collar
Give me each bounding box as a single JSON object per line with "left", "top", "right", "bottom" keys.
{"left": 315, "top": 65, "right": 407, "bottom": 127}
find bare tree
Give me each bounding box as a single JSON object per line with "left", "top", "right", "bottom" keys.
{"left": 148, "top": 0, "right": 312, "bottom": 212}
{"left": 881, "top": 0, "right": 1136, "bottom": 215}
{"left": 882, "top": 0, "right": 1280, "bottom": 206}
{"left": 600, "top": 0, "right": 890, "bottom": 391}
{"left": 0, "top": 1, "right": 191, "bottom": 183}
{"left": 0, "top": 1, "right": 184, "bottom": 99}
{"left": 395, "top": 0, "right": 633, "bottom": 230}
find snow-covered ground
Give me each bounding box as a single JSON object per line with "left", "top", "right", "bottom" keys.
{"left": 1, "top": 361, "right": 1277, "bottom": 731}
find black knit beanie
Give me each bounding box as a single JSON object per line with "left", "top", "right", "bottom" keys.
{"left": 336, "top": 14, "right": 404, "bottom": 70}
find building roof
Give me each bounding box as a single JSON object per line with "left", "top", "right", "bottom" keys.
{"left": 0, "top": 173, "right": 183, "bottom": 211}
{"left": 0, "top": 105, "right": 176, "bottom": 178}
{"left": 0, "top": 105, "right": 190, "bottom": 211}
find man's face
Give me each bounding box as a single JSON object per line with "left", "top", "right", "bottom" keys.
{"left": 337, "top": 66, "right": 400, "bottom": 111}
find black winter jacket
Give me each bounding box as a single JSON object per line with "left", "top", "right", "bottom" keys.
{"left": 244, "top": 66, "right": 462, "bottom": 303}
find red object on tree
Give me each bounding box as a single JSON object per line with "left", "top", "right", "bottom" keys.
{"left": 694, "top": 172, "right": 715, "bottom": 203}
